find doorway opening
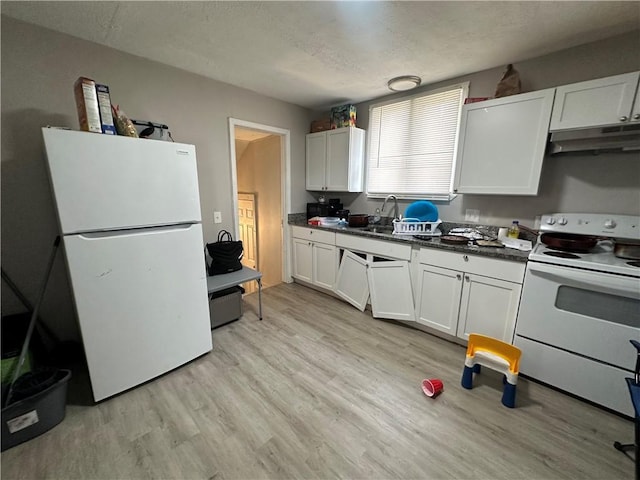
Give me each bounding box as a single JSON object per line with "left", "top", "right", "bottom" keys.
{"left": 228, "top": 119, "right": 292, "bottom": 291}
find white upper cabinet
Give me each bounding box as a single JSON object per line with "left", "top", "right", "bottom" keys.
{"left": 453, "top": 88, "right": 555, "bottom": 196}
{"left": 550, "top": 71, "right": 640, "bottom": 131}
{"left": 306, "top": 127, "right": 365, "bottom": 192}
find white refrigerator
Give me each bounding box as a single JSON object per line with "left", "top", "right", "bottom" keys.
{"left": 42, "top": 128, "right": 212, "bottom": 402}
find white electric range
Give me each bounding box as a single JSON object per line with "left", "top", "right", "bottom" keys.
{"left": 514, "top": 213, "right": 640, "bottom": 417}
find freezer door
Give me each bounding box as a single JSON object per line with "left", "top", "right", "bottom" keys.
{"left": 43, "top": 128, "right": 202, "bottom": 234}
{"left": 63, "top": 223, "right": 212, "bottom": 401}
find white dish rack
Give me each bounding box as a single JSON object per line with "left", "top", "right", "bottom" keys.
{"left": 392, "top": 218, "right": 442, "bottom": 236}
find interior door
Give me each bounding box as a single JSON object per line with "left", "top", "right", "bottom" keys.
{"left": 238, "top": 192, "right": 258, "bottom": 293}
{"left": 63, "top": 223, "right": 212, "bottom": 401}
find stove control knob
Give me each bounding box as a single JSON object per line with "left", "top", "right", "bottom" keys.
{"left": 557, "top": 217, "right": 568, "bottom": 226}
{"left": 546, "top": 217, "right": 556, "bottom": 225}
{"left": 604, "top": 219, "right": 617, "bottom": 229}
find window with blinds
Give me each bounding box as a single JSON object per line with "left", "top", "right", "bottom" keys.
{"left": 366, "top": 82, "right": 468, "bottom": 200}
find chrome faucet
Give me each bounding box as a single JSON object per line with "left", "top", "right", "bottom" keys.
{"left": 381, "top": 195, "right": 400, "bottom": 221}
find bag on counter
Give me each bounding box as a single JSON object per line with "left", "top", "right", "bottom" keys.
{"left": 206, "top": 230, "right": 243, "bottom": 276}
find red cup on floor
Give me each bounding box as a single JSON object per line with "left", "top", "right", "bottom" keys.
{"left": 422, "top": 378, "right": 444, "bottom": 398}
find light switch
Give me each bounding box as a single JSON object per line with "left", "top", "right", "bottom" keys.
{"left": 214, "top": 211, "right": 222, "bottom": 224}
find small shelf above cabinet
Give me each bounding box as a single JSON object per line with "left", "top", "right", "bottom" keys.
{"left": 306, "top": 127, "right": 365, "bottom": 192}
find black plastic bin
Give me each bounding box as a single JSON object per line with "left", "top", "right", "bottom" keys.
{"left": 1, "top": 368, "right": 71, "bottom": 451}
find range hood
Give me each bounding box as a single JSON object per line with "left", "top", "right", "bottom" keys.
{"left": 549, "top": 124, "right": 640, "bottom": 154}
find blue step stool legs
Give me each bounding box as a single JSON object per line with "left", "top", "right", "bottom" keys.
{"left": 460, "top": 334, "right": 522, "bottom": 408}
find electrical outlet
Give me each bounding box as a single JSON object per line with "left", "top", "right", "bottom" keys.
{"left": 214, "top": 211, "right": 222, "bottom": 224}
{"left": 465, "top": 209, "right": 480, "bottom": 223}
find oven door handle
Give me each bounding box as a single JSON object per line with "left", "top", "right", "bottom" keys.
{"left": 527, "top": 262, "right": 640, "bottom": 298}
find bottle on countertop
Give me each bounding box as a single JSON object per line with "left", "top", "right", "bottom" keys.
{"left": 507, "top": 220, "right": 520, "bottom": 239}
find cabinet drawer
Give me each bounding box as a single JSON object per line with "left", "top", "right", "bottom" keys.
{"left": 418, "top": 248, "right": 525, "bottom": 283}
{"left": 336, "top": 233, "right": 411, "bottom": 260}
{"left": 291, "top": 226, "right": 335, "bottom": 244}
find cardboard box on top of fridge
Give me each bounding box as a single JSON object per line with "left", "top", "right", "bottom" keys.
{"left": 95, "top": 84, "right": 117, "bottom": 135}
{"left": 330, "top": 104, "right": 356, "bottom": 129}
{"left": 74, "top": 77, "right": 102, "bottom": 134}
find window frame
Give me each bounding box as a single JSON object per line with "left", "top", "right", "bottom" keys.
{"left": 365, "top": 81, "right": 469, "bottom": 201}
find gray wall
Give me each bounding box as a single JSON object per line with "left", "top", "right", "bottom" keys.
{"left": 326, "top": 31, "right": 640, "bottom": 227}
{"left": 2, "top": 16, "right": 639, "bottom": 341}
{"left": 1, "top": 16, "right": 314, "bottom": 339}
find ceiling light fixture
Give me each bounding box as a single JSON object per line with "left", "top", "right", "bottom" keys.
{"left": 387, "top": 75, "right": 422, "bottom": 92}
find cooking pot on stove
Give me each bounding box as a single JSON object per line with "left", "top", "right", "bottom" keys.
{"left": 613, "top": 240, "right": 640, "bottom": 260}
{"left": 540, "top": 233, "right": 599, "bottom": 252}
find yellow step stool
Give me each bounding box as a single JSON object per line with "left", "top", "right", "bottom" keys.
{"left": 461, "top": 333, "right": 522, "bottom": 408}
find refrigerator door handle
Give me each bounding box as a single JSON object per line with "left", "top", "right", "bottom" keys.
{"left": 73, "top": 223, "right": 198, "bottom": 239}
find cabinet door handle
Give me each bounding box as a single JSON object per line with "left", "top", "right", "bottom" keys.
{"left": 620, "top": 115, "right": 628, "bottom": 122}
{"left": 633, "top": 113, "right": 640, "bottom": 120}
{"left": 456, "top": 274, "right": 462, "bottom": 280}
{"left": 465, "top": 275, "right": 470, "bottom": 282}
{"left": 463, "top": 255, "right": 469, "bottom": 262}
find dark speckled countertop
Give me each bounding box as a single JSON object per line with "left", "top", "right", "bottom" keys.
{"left": 288, "top": 213, "right": 533, "bottom": 263}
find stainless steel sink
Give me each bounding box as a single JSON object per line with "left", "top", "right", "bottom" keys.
{"left": 362, "top": 225, "right": 394, "bottom": 234}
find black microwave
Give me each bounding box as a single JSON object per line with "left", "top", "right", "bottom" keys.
{"left": 307, "top": 202, "right": 342, "bottom": 219}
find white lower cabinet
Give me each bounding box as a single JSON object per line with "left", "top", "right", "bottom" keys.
{"left": 292, "top": 237, "right": 313, "bottom": 283}
{"left": 313, "top": 242, "right": 338, "bottom": 290}
{"left": 415, "top": 248, "right": 524, "bottom": 343}
{"left": 368, "top": 259, "right": 415, "bottom": 321}
{"left": 334, "top": 250, "right": 369, "bottom": 311}
{"left": 415, "top": 264, "right": 462, "bottom": 335}
{"left": 334, "top": 233, "right": 414, "bottom": 321}
{"left": 291, "top": 226, "right": 337, "bottom": 291}
{"left": 455, "top": 273, "right": 522, "bottom": 341}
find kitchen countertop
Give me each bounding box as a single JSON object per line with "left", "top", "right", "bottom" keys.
{"left": 289, "top": 216, "right": 533, "bottom": 263}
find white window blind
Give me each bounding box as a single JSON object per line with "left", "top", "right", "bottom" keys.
{"left": 367, "top": 83, "right": 468, "bottom": 199}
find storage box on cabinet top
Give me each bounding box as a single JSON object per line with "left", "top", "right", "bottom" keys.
{"left": 330, "top": 104, "right": 356, "bottom": 128}
{"left": 310, "top": 118, "right": 332, "bottom": 133}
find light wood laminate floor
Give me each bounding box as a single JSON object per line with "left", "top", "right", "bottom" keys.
{"left": 1, "top": 282, "right": 634, "bottom": 479}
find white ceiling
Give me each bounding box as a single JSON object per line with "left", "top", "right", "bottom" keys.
{"left": 2, "top": 1, "right": 639, "bottom": 110}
